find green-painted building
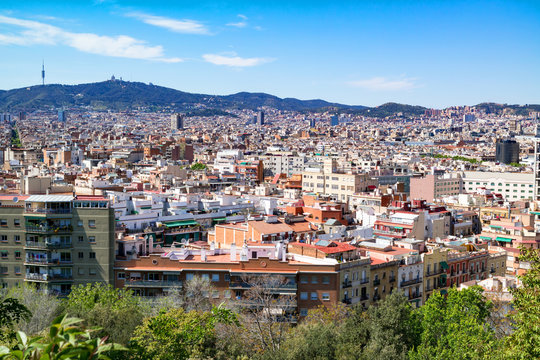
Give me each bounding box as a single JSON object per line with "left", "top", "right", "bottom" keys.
{"left": 0, "top": 195, "right": 114, "bottom": 295}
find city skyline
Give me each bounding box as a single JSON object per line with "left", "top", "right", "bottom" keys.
{"left": 0, "top": 0, "right": 539, "bottom": 108}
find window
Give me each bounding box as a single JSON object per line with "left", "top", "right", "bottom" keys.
{"left": 212, "top": 290, "right": 220, "bottom": 298}
{"left": 88, "top": 220, "right": 96, "bottom": 228}
{"left": 0, "top": 267, "right": 7, "bottom": 274}
{"left": 77, "top": 220, "right": 83, "bottom": 227}
{"left": 89, "top": 252, "right": 96, "bottom": 259}
{"left": 14, "top": 235, "right": 20, "bottom": 243}
{"left": 78, "top": 268, "right": 85, "bottom": 275}
{"left": 223, "top": 290, "right": 231, "bottom": 298}
{"left": 299, "top": 308, "right": 308, "bottom": 317}
{"left": 117, "top": 272, "right": 125, "bottom": 279}
{"left": 300, "top": 275, "right": 308, "bottom": 284}
{"left": 311, "top": 292, "right": 318, "bottom": 300}
{"left": 89, "top": 268, "right": 96, "bottom": 275}
{"left": 224, "top": 274, "right": 230, "bottom": 282}
{"left": 0, "top": 220, "right": 7, "bottom": 227}
{"left": 0, "top": 235, "right": 7, "bottom": 242}
{"left": 78, "top": 236, "right": 84, "bottom": 242}
{"left": 13, "top": 219, "right": 20, "bottom": 227}
{"left": 89, "top": 236, "right": 96, "bottom": 244}
{"left": 78, "top": 252, "right": 84, "bottom": 259}
{"left": 311, "top": 276, "right": 318, "bottom": 284}
{"left": 14, "top": 251, "right": 21, "bottom": 259}
{"left": 300, "top": 292, "right": 308, "bottom": 300}
{"left": 201, "top": 274, "right": 209, "bottom": 281}
{"left": 1, "top": 251, "right": 7, "bottom": 259}
{"left": 322, "top": 293, "right": 330, "bottom": 301}
{"left": 212, "top": 274, "right": 220, "bottom": 282}
{"left": 14, "top": 266, "right": 20, "bottom": 274}
{"left": 185, "top": 273, "right": 194, "bottom": 281}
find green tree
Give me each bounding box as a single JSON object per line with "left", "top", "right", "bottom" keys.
{"left": 190, "top": 162, "right": 207, "bottom": 171}
{"left": 411, "top": 286, "right": 498, "bottom": 360}
{"left": 63, "top": 283, "right": 145, "bottom": 345}
{"left": 0, "top": 298, "right": 31, "bottom": 329}
{"left": 506, "top": 247, "right": 540, "bottom": 359}
{"left": 362, "top": 291, "right": 420, "bottom": 360}
{"left": 129, "top": 305, "right": 239, "bottom": 360}
{"left": 0, "top": 314, "right": 125, "bottom": 360}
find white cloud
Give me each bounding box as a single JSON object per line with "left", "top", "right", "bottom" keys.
{"left": 126, "top": 12, "right": 209, "bottom": 34}
{"left": 226, "top": 14, "right": 248, "bottom": 28}
{"left": 0, "top": 15, "right": 181, "bottom": 62}
{"left": 202, "top": 53, "right": 274, "bottom": 67}
{"left": 348, "top": 77, "right": 417, "bottom": 91}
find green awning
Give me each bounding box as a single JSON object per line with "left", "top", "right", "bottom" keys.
{"left": 495, "top": 237, "right": 512, "bottom": 243}
{"left": 440, "top": 261, "right": 449, "bottom": 270}
{"left": 24, "top": 216, "right": 44, "bottom": 220}
{"left": 490, "top": 225, "right": 501, "bottom": 229}
{"left": 479, "top": 236, "right": 492, "bottom": 240}
{"left": 393, "top": 226, "right": 404, "bottom": 230}
{"left": 213, "top": 217, "right": 226, "bottom": 222}
{"left": 530, "top": 211, "right": 540, "bottom": 215}
{"left": 164, "top": 220, "right": 198, "bottom": 228}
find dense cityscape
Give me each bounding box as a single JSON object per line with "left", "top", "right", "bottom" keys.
{"left": 0, "top": 1, "right": 539, "bottom": 359}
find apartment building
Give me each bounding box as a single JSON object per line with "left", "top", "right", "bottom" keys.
{"left": 115, "top": 242, "right": 352, "bottom": 317}
{"left": 302, "top": 159, "right": 376, "bottom": 203}
{"left": 421, "top": 247, "right": 448, "bottom": 303}
{"left": 370, "top": 258, "right": 399, "bottom": 304}
{"left": 261, "top": 152, "right": 306, "bottom": 177}
{"left": 462, "top": 171, "right": 534, "bottom": 201}
{"left": 0, "top": 195, "right": 114, "bottom": 295}
{"left": 410, "top": 173, "right": 464, "bottom": 202}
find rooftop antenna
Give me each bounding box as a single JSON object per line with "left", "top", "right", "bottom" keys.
{"left": 41, "top": 60, "right": 45, "bottom": 86}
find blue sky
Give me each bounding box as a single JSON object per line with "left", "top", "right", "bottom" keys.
{"left": 0, "top": 0, "right": 539, "bottom": 108}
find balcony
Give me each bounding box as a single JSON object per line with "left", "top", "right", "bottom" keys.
{"left": 400, "top": 278, "right": 421, "bottom": 287}
{"left": 342, "top": 279, "right": 352, "bottom": 288}
{"left": 342, "top": 297, "right": 352, "bottom": 304}
{"left": 373, "top": 278, "right": 381, "bottom": 286}
{"left": 229, "top": 281, "right": 297, "bottom": 294}
{"left": 25, "top": 208, "right": 72, "bottom": 215}
{"left": 124, "top": 280, "right": 183, "bottom": 288}
{"left": 373, "top": 294, "right": 381, "bottom": 302}
{"left": 389, "top": 276, "right": 396, "bottom": 283}
{"left": 409, "top": 292, "right": 422, "bottom": 300}
{"left": 233, "top": 299, "right": 297, "bottom": 311}
{"left": 25, "top": 273, "right": 73, "bottom": 282}
{"left": 26, "top": 225, "right": 73, "bottom": 234}
{"left": 24, "top": 259, "right": 72, "bottom": 266}
{"left": 25, "top": 241, "right": 72, "bottom": 249}
{"left": 360, "top": 294, "right": 369, "bottom": 301}
{"left": 360, "top": 277, "right": 370, "bottom": 284}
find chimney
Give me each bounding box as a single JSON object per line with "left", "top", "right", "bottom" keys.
{"left": 201, "top": 248, "right": 207, "bottom": 262}
{"left": 230, "top": 244, "right": 237, "bottom": 261}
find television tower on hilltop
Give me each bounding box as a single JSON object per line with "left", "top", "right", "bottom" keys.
{"left": 41, "top": 60, "right": 45, "bottom": 85}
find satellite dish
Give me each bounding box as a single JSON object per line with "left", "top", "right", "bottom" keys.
{"left": 13, "top": 197, "right": 19, "bottom": 203}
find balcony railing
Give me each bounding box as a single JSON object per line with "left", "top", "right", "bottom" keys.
{"left": 124, "top": 280, "right": 183, "bottom": 288}
{"left": 360, "top": 294, "right": 369, "bottom": 301}
{"left": 360, "top": 278, "right": 370, "bottom": 284}
{"left": 25, "top": 208, "right": 72, "bottom": 215}
{"left": 400, "top": 278, "right": 422, "bottom": 287}
{"left": 342, "top": 279, "right": 352, "bottom": 288}
{"left": 409, "top": 292, "right": 422, "bottom": 300}
{"left": 25, "top": 241, "right": 72, "bottom": 249}
{"left": 389, "top": 276, "right": 396, "bottom": 283}
{"left": 24, "top": 259, "right": 72, "bottom": 266}
{"left": 25, "top": 273, "right": 73, "bottom": 281}
{"left": 373, "top": 279, "right": 381, "bottom": 286}
{"left": 26, "top": 225, "right": 73, "bottom": 233}
{"left": 342, "top": 297, "right": 352, "bottom": 304}
{"left": 229, "top": 281, "right": 297, "bottom": 292}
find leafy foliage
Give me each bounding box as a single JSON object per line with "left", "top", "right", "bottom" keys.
{"left": 0, "top": 314, "right": 125, "bottom": 360}
{"left": 190, "top": 162, "right": 207, "bottom": 171}
{"left": 506, "top": 247, "right": 540, "bottom": 359}
{"left": 128, "top": 305, "right": 238, "bottom": 360}
{"left": 63, "top": 283, "right": 145, "bottom": 345}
